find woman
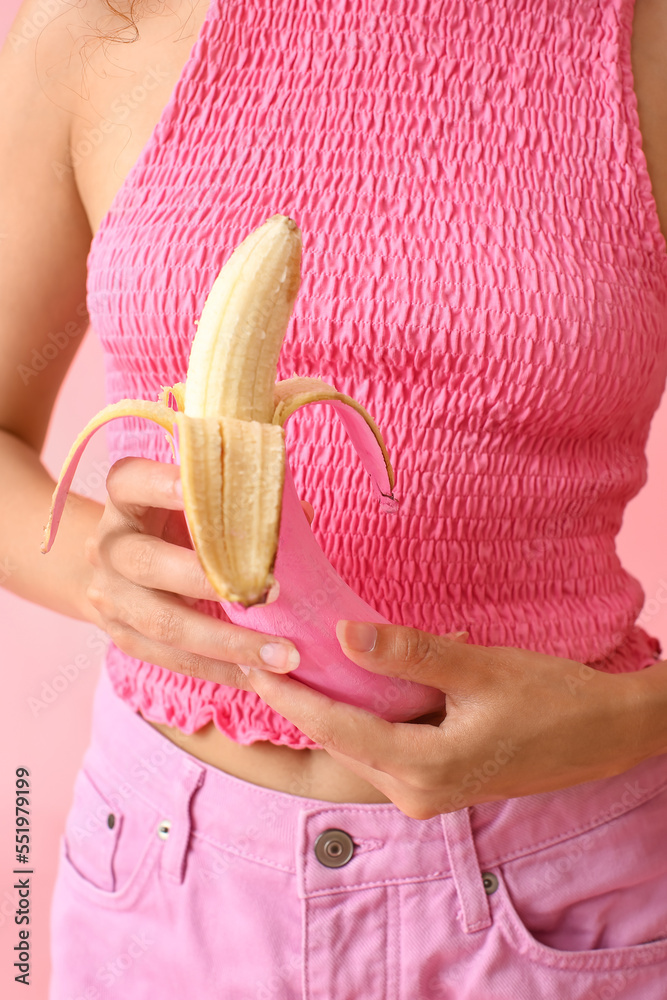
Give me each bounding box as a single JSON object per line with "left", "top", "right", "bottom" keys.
{"left": 1, "top": 0, "right": 667, "bottom": 996}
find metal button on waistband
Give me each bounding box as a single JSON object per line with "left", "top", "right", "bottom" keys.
{"left": 481, "top": 871, "right": 499, "bottom": 895}
{"left": 106, "top": 813, "right": 115, "bottom": 830}
{"left": 157, "top": 820, "right": 171, "bottom": 840}
{"left": 314, "top": 829, "right": 355, "bottom": 868}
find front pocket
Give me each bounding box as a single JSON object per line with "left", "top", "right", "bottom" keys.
{"left": 492, "top": 785, "right": 667, "bottom": 972}
{"left": 64, "top": 769, "right": 124, "bottom": 892}
{"left": 61, "top": 765, "right": 161, "bottom": 909}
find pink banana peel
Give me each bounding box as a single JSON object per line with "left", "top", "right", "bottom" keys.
{"left": 43, "top": 217, "right": 448, "bottom": 724}
{"left": 43, "top": 391, "right": 446, "bottom": 723}
{"left": 176, "top": 394, "right": 448, "bottom": 722}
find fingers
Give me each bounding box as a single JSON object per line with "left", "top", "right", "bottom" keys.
{"left": 103, "top": 531, "right": 220, "bottom": 602}
{"left": 244, "top": 668, "right": 466, "bottom": 820}
{"left": 103, "top": 619, "right": 255, "bottom": 690}
{"left": 106, "top": 457, "right": 315, "bottom": 536}
{"left": 335, "top": 621, "right": 472, "bottom": 689}
{"left": 242, "top": 666, "right": 438, "bottom": 778}
{"left": 87, "top": 583, "right": 300, "bottom": 672}
{"left": 106, "top": 458, "right": 184, "bottom": 525}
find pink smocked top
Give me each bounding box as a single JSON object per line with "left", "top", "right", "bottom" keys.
{"left": 86, "top": 0, "right": 667, "bottom": 748}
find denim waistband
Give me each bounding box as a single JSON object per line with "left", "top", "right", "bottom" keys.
{"left": 86, "top": 666, "right": 667, "bottom": 893}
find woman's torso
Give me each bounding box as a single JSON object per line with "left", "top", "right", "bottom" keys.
{"left": 68, "top": 0, "right": 667, "bottom": 804}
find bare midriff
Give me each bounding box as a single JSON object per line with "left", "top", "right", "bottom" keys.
{"left": 70, "top": 0, "right": 667, "bottom": 805}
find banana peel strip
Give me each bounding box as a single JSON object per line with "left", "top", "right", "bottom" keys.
{"left": 41, "top": 399, "right": 176, "bottom": 554}
{"left": 273, "top": 377, "right": 397, "bottom": 508}
{"left": 41, "top": 378, "right": 398, "bottom": 601}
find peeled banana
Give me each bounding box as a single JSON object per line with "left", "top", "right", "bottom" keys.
{"left": 42, "top": 215, "right": 445, "bottom": 722}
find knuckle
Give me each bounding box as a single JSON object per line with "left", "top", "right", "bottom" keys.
{"left": 408, "top": 769, "right": 439, "bottom": 794}
{"left": 170, "top": 650, "right": 197, "bottom": 680}
{"left": 184, "top": 556, "right": 215, "bottom": 599}
{"left": 105, "top": 457, "right": 134, "bottom": 498}
{"left": 485, "top": 645, "right": 515, "bottom": 673}
{"left": 174, "top": 652, "right": 238, "bottom": 686}
{"left": 85, "top": 584, "right": 114, "bottom": 620}
{"left": 147, "top": 606, "right": 183, "bottom": 647}
{"left": 297, "top": 708, "right": 336, "bottom": 749}
{"left": 216, "top": 624, "right": 264, "bottom": 666}
{"left": 398, "top": 629, "right": 434, "bottom": 671}
{"left": 309, "top": 726, "right": 335, "bottom": 749}
{"left": 105, "top": 618, "right": 130, "bottom": 646}
{"left": 398, "top": 794, "right": 438, "bottom": 821}
{"left": 83, "top": 535, "right": 100, "bottom": 566}
{"left": 128, "top": 539, "right": 157, "bottom": 584}
{"left": 85, "top": 583, "right": 104, "bottom": 610}
{"left": 108, "top": 622, "right": 145, "bottom": 661}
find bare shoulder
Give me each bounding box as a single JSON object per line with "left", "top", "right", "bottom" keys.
{"left": 1, "top": 0, "right": 111, "bottom": 104}
{"left": 41, "top": 0, "right": 210, "bottom": 234}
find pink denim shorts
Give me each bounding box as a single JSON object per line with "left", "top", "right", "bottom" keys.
{"left": 50, "top": 666, "right": 667, "bottom": 999}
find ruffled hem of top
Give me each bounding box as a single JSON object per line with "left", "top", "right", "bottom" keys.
{"left": 587, "top": 624, "right": 662, "bottom": 674}
{"left": 104, "top": 644, "right": 322, "bottom": 749}
{"left": 104, "top": 624, "right": 662, "bottom": 749}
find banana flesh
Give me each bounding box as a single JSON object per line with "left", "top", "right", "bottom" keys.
{"left": 42, "top": 215, "right": 395, "bottom": 608}
{"left": 184, "top": 216, "right": 301, "bottom": 423}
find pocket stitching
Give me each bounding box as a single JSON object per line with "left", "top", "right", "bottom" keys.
{"left": 60, "top": 830, "right": 161, "bottom": 911}
{"left": 481, "top": 774, "right": 667, "bottom": 871}
{"left": 494, "top": 873, "right": 667, "bottom": 972}
{"left": 62, "top": 767, "right": 161, "bottom": 910}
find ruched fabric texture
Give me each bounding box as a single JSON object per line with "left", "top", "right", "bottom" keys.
{"left": 86, "top": 0, "right": 667, "bottom": 747}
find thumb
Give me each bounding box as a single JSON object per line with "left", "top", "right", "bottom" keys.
{"left": 335, "top": 621, "right": 470, "bottom": 688}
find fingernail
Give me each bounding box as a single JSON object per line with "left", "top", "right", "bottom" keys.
{"left": 174, "top": 478, "right": 183, "bottom": 501}
{"left": 449, "top": 631, "right": 469, "bottom": 640}
{"left": 259, "top": 643, "right": 300, "bottom": 672}
{"left": 238, "top": 663, "right": 251, "bottom": 676}
{"left": 336, "top": 620, "right": 377, "bottom": 652}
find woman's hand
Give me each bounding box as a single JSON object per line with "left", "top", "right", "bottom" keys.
{"left": 241, "top": 621, "right": 661, "bottom": 818}
{"left": 83, "top": 457, "right": 310, "bottom": 689}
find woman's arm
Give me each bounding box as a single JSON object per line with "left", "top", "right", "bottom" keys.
{"left": 0, "top": 0, "right": 99, "bottom": 619}
{"left": 0, "top": 0, "right": 301, "bottom": 681}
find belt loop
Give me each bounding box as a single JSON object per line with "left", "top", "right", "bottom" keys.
{"left": 441, "top": 808, "right": 492, "bottom": 934}
{"left": 160, "top": 757, "right": 206, "bottom": 885}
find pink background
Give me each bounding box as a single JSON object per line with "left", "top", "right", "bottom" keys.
{"left": 1, "top": 1, "right": 667, "bottom": 995}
